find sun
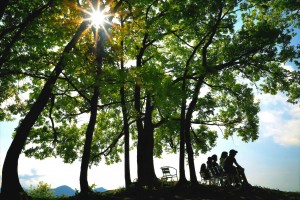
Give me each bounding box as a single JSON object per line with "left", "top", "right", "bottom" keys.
{"left": 90, "top": 10, "right": 106, "bottom": 28}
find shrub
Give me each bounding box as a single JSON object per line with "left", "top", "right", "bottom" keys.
{"left": 27, "top": 181, "right": 54, "bottom": 199}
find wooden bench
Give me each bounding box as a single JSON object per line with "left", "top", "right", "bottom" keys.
{"left": 160, "top": 166, "right": 178, "bottom": 181}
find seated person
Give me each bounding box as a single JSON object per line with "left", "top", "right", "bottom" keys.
{"left": 223, "top": 149, "right": 250, "bottom": 186}
{"left": 206, "top": 156, "right": 218, "bottom": 177}
{"left": 200, "top": 163, "right": 211, "bottom": 180}
{"left": 211, "top": 154, "right": 222, "bottom": 176}
{"left": 206, "top": 156, "right": 213, "bottom": 169}
{"left": 219, "top": 151, "right": 228, "bottom": 167}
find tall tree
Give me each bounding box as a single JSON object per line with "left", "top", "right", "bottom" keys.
{"left": 124, "top": 0, "right": 171, "bottom": 186}
{"left": 79, "top": 38, "right": 102, "bottom": 196}
{"left": 1, "top": 0, "right": 124, "bottom": 197}
{"left": 1, "top": 21, "right": 89, "bottom": 199}
{"left": 119, "top": 27, "right": 132, "bottom": 188}
{"left": 79, "top": 0, "right": 124, "bottom": 194}
{"left": 164, "top": 0, "right": 299, "bottom": 187}
{"left": 0, "top": 1, "right": 91, "bottom": 197}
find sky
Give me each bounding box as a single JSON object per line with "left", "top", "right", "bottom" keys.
{"left": 0, "top": 88, "right": 300, "bottom": 192}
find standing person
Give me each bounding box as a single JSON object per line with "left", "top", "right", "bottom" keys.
{"left": 223, "top": 149, "right": 251, "bottom": 186}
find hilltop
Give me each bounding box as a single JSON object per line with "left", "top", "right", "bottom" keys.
{"left": 2, "top": 183, "right": 299, "bottom": 199}
{"left": 60, "top": 184, "right": 300, "bottom": 200}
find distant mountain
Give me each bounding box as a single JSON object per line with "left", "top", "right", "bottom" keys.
{"left": 51, "top": 185, "right": 75, "bottom": 197}
{"left": 50, "top": 185, "right": 107, "bottom": 196}
{"left": 94, "top": 187, "right": 107, "bottom": 192}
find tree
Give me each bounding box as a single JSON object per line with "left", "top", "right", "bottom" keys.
{"left": 119, "top": 18, "right": 132, "bottom": 187}
{"left": 162, "top": 0, "right": 299, "bottom": 187}
{"left": 119, "top": 0, "right": 172, "bottom": 186}
{"left": 0, "top": 0, "right": 91, "bottom": 198}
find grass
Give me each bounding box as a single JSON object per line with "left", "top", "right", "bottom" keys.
{"left": 56, "top": 183, "right": 300, "bottom": 200}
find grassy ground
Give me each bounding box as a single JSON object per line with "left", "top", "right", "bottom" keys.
{"left": 61, "top": 183, "right": 300, "bottom": 200}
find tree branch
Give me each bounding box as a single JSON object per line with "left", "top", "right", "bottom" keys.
{"left": 0, "top": 0, "right": 55, "bottom": 69}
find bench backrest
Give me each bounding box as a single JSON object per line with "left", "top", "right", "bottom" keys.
{"left": 161, "top": 167, "right": 171, "bottom": 175}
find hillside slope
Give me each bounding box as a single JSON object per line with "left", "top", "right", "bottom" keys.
{"left": 62, "top": 185, "right": 300, "bottom": 200}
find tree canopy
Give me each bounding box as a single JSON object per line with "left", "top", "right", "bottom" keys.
{"left": 1, "top": 0, "right": 299, "bottom": 198}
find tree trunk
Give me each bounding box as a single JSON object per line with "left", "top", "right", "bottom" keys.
{"left": 177, "top": 68, "right": 188, "bottom": 187}
{"left": 0, "top": 21, "right": 89, "bottom": 200}
{"left": 137, "top": 127, "right": 157, "bottom": 186}
{"left": 177, "top": 100, "right": 188, "bottom": 186}
{"left": 185, "top": 77, "right": 204, "bottom": 187}
{"left": 120, "top": 44, "right": 131, "bottom": 187}
{"left": 134, "top": 34, "right": 157, "bottom": 187}
{"left": 80, "top": 25, "right": 103, "bottom": 195}
{"left": 184, "top": 120, "right": 198, "bottom": 186}
{"left": 79, "top": 86, "right": 99, "bottom": 195}
{"left": 123, "top": 105, "right": 131, "bottom": 188}
{"left": 136, "top": 95, "right": 157, "bottom": 186}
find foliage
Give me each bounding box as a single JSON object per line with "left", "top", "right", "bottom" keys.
{"left": 27, "top": 181, "right": 54, "bottom": 199}
{"left": 1, "top": 0, "right": 299, "bottom": 189}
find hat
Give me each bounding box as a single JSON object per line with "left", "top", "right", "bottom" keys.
{"left": 229, "top": 149, "right": 238, "bottom": 154}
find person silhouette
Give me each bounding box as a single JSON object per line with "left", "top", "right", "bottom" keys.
{"left": 211, "top": 154, "right": 228, "bottom": 186}
{"left": 206, "top": 156, "right": 213, "bottom": 169}
{"left": 211, "top": 154, "right": 221, "bottom": 176}
{"left": 220, "top": 151, "right": 228, "bottom": 167}
{"left": 223, "top": 149, "right": 250, "bottom": 186}
{"left": 200, "top": 163, "right": 211, "bottom": 180}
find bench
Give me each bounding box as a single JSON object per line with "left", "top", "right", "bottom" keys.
{"left": 160, "top": 166, "right": 178, "bottom": 182}
{"left": 200, "top": 165, "right": 229, "bottom": 186}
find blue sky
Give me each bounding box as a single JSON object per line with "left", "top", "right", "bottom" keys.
{"left": 0, "top": 89, "right": 300, "bottom": 192}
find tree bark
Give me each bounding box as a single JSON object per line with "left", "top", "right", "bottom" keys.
{"left": 184, "top": 120, "right": 198, "bottom": 186}
{"left": 178, "top": 98, "right": 188, "bottom": 186}
{"left": 134, "top": 42, "right": 158, "bottom": 187}
{"left": 120, "top": 39, "right": 131, "bottom": 188}
{"left": 79, "top": 86, "right": 99, "bottom": 195}
{"left": 1, "top": 21, "right": 89, "bottom": 200}
{"left": 80, "top": 24, "right": 104, "bottom": 195}
{"left": 136, "top": 95, "right": 157, "bottom": 186}
{"left": 185, "top": 77, "right": 204, "bottom": 187}
{"left": 177, "top": 66, "right": 189, "bottom": 187}
{"left": 122, "top": 87, "right": 132, "bottom": 188}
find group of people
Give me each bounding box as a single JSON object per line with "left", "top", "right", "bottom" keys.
{"left": 200, "top": 149, "right": 251, "bottom": 187}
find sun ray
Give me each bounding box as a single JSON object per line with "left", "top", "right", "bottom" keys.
{"left": 62, "top": 0, "right": 117, "bottom": 47}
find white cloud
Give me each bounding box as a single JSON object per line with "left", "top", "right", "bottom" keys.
{"left": 17, "top": 156, "right": 82, "bottom": 189}
{"left": 281, "top": 63, "right": 295, "bottom": 71}
{"left": 257, "top": 93, "right": 300, "bottom": 147}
